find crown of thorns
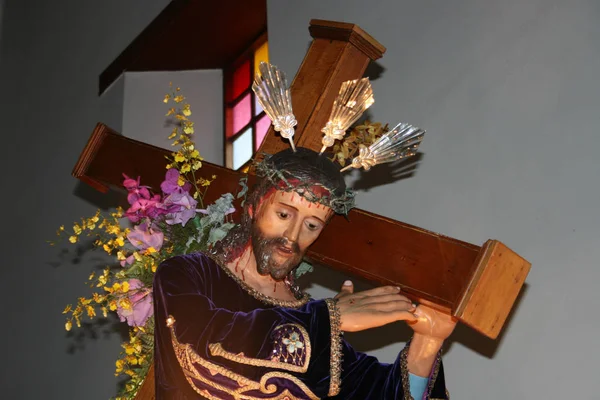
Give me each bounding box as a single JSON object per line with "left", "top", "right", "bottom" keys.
{"left": 254, "top": 154, "right": 356, "bottom": 215}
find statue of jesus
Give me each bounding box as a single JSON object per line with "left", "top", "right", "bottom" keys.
{"left": 153, "top": 147, "right": 456, "bottom": 399}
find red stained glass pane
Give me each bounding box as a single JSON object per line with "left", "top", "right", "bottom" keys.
{"left": 233, "top": 94, "right": 252, "bottom": 134}
{"left": 231, "top": 60, "right": 250, "bottom": 101}
{"left": 255, "top": 114, "right": 271, "bottom": 150}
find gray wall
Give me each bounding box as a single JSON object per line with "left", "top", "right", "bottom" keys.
{"left": 269, "top": 0, "right": 600, "bottom": 399}
{"left": 0, "top": 1, "right": 170, "bottom": 399}
{"left": 2, "top": 0, "right": 598, "bottom": 399}
{"left": 122, "top": 70, "right": 224, "bottom": 166}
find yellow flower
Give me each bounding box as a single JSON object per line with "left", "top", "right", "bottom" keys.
{"left": 115, "top": 359, "right": 125, "bottom": 373}
{"left": 112, "top": 282, "right": 122, "bottom": 292}
{"left": 168, "top": 128, "right": 177, "bottom": 139}
{"left": 109, "top": 300, "right": 117, "bottom": 311}
{"left": 180, "top": 163, "right": 191, "bottom": 173}
{"left": 65, "top": 320, "right": 72, "bottom": 331}
{"left": 133, "top": 252, "right": 143, "bottom": 262}
{"left": 121, "top": 281, "right": 130, "bottom": 293}
{"left": 127, "top": 355, "right": 138, "bottom": 365}
{"left": 174, "top": 153, "right": 185, "bottom": 162}
{"left": 86, "top": 305, "right": 96, "bottom": 318}
{"left": 146, "top": 247, "right": 157, "bottom": 254}
{"left": 177, "top": 176, "right": 186, "bottom": 187}
{"left": 117, "top": 251, "right": 126, "bottom": 260}
{"left": 183, "top": 122, "right": 194, "bottom": 134}
{"left": 163, "top": 94, "right": 170, "bottom": 103}
{"left": 88, "top": 272, "right": 95, "bottom": 281}
{"left": 190, "top": 149, "right": 200, "bottom": 159}
{"left": 62, "top": 304, "right": 72, "bottom": 314}
{"left": 103, "top": 244, "right": 111, "bottom": 253}
{"left": 68, "top": 235, "right": 77, "bottom": 243}
{"left": 73, "top": 224, "right": 82, "bottom": 235}
{"left": 97, "top": 274, "right": 107, "bottom": 287}
{"left": 182, "top": 104, "right": 191, "bottom": 116}
{"left": 152, "top": 264, "right": 157, "bottom": 273}
{"left": 115, "top": 236, "right": 125, "bottom": 247}
{"left": 125, "top": 369, "right": 136, "bottom": 377}
{"left": 118, "top": 298, "right": 132, "bottom": 311}
{"left": 174, "top": 95, "right": 184, "bottom": 103}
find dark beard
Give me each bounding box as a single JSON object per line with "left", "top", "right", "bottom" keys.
{"left": 251, "top": 223, "right": 304, "bottom": 281}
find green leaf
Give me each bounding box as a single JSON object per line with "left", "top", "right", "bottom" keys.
{"left": 294, "top": 261, "right": 314, "bottom": 279}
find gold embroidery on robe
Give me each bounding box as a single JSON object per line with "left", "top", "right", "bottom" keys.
{"left": 209, "top": 323, "right": 311, "bottom": 373}
{"left": 167, "top": 315, "right": 319, "bottom": 400}
{"left": 325, "top": 299, "right": 342, "bottom": 397}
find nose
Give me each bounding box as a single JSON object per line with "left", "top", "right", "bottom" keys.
{"left": 283, "top": 217, "right": 302, "bottom": 244}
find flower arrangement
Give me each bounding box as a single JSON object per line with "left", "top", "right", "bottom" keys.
{"left": 56, "top": 85, "right": 242, "bottom": 399}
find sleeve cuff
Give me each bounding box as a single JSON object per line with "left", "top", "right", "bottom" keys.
{"left": 409, "top": 373, "right": 428, "bottom": 400}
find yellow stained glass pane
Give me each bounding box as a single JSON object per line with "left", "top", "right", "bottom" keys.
{"left": 254, "top": 41, "right": 269, "bottom": 75}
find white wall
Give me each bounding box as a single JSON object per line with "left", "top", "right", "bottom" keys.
{"left": 122, "top": 70, "right": 224, "bottom": 165}
{"left": 269, "top": 1, "right": 600, "bottom": 399}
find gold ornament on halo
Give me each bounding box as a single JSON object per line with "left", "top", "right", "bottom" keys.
{"left": 252, "top": 62, "right": 298, "bottom": 152}
{"left": 340, "top": 122, "right": 425, "bottom": 172}
{"left": 319, "top": 78, "right": 375, "bottom": 154}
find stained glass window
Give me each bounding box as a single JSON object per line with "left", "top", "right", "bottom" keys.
{"left": 224, "top": 35, "right": 270, "bottom": 170}
{"left": 255, "top": 113, "right": 271, "bottom": 150}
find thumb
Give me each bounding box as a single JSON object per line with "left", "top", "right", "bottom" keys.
{"left": 338, "top": 280, "right": 354, "bottom": 296}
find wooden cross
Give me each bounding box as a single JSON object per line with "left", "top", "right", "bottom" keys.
{"left": 73, "top": 19, "right": 530, "bottom": 399}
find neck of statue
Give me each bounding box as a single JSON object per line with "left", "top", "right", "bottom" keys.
{"left": 225, "top": 246, "right": 297, "bottom": 301}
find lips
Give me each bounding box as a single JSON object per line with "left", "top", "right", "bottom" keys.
{"left": 275, "top": 245, "right": 294, "bottom": 256}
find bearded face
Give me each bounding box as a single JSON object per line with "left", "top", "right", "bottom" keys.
{"left": 249, "top": 190, "right": 332, "bottom": 282}
{"left": 251, "top": 222, "right": 305, "bottom": 281}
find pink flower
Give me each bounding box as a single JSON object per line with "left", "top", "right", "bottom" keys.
{"left": 126, "top": 222, "right": 163, "bottom": 251}
{"left": 116, "top": 279, "right": 153, "bottom": 327}
{"left": 122, "top": 174, "right": 151, "bottom": 205}
{"left": 120, "top": 255, "right": 135, "bottom": 267}
{"left": 163, "top": 192, "right": 199, "bottom": 226}
{"left": 161, "top": 169, "right": 191, "bottom": 195}
{"left": 125, "top": 195, "right": 162, "bottom": 223}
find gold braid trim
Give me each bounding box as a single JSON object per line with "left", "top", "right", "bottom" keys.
{"left": 167, "top": 315, "right": 319, "bottom": 400}
{"left": 212, "top": 256, "right": 311, "bottom": 308}
{"left": 325, "top": 298, "right": 343, "bottom": 397}
{"left": 209, "top": 324, "right": 311, "bottom": 373}
{"left": 399, "top": 342, "right": 445, "bottom": 400}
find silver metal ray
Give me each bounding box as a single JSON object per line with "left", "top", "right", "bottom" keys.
{"left": 319, "top": 78, "right": 375, "bottom": 154}
{"left": 340, "top": 122, "right": 425, "bottom": 172}
{"left": 252, "top": 62, "right": 297, "bottom": 152}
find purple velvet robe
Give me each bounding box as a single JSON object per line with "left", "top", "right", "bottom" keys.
{"left": 153, "top": 252, "right": 448, "bottom": 399}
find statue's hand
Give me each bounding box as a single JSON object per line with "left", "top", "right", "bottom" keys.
{"left": 407, "top": 304, "right": 457, "bottom": 341}
{"left": 334, "top": 281, "right": 418, "bottom": 332}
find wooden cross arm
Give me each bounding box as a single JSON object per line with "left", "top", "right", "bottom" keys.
{"left": 74, "top": 123, "right": 530, "bottom": 340}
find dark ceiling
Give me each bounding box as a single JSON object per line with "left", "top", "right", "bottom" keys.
{"left": 99, "top": 0, "right": 267, "bottom": 95}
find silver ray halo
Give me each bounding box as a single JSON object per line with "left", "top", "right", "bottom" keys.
{"left": 319, "top": 78, "right": 375, "bottom": 154}
{"left": 252, "top": 62, "right": 297, "bottom": 152}
{"left": 340, "top": 122, "right": 425, "bottom": 172}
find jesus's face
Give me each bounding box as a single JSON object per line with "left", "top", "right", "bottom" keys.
{"left": 251, "top": 190, "right": 332, "bottom": 281}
